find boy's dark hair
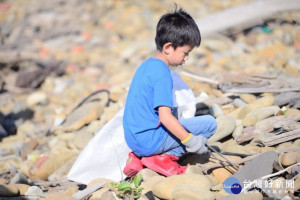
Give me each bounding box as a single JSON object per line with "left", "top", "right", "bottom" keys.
{"left": 155, "top": 6, "right": 201, "bottom": 51}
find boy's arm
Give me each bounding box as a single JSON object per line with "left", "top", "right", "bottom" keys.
{"left": 158, "top": 106, "right": 189, "bottom": 141}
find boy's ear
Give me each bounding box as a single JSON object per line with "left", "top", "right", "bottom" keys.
{"left": 163, "top": 42, "right": 173, "bottom": 55}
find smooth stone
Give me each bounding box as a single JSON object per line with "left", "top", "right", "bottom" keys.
{"left": 240, "top": 94, "right": 257, "bottom": 103}
{"left": 222, "top": 143, "right": 257, "bottom": 155}
{"left": 141, "top": 176, "right": 166, "bottom": 195}
{"left": 294, "top": 139, "right": 300, "bottom": 146}
{"left": 48, "top": 157, "right": 76, "bottom": 182}
{"left": 0, "top": 184, "right": 20, "bottom": 197}
{"left": 232, "top": 120, "right": 243, "bottom": 139}
{"left": 184, "top": 165, "right": 203, "bottom": 175}
{"left": 242, "top": 115, "right": 258, "bottom": 127}
{"left": 210, "top": 103, "right": 224, "bottom": 118}
{"left": 211, "top": 183, "right": 223, "bottom": 191}
{"left": 73, "top": 131, "right": 94, "bottom": 149}
{"left": 153, "top": 174, "right": 212, "bottom": 200}
{"left": 172, "top": 184, "right": 215, "bottom": 200}
{"left": 216, "top": 192, "right": 263, "bottom": 200}
{"left": 138, "top": 168, "right": 160, "bottom": 182}
{"left": 13, "top": 184, "right": 30, "bottom": 195}
{"left": 229, "top": 96, "right": 275, "bottom": 119}
{"left": 233, "top": 98, "right": 247, "bottom": 107}
{"left": 45, "top": 192, "right": 76, "bottom": 200}
{"left": 212, "top": 168, "right": 233, "bottom": 183}
{"left": 275, "top": 92, "right": 300, "bottom": 107}
{"left": 56, "top": 92, "right": 108, "bottom": 133}
{"left": 30, "top": 151, "right": 75, "bottom": 181}
{"left": 203, "top": 175, "right": 218, "bottom": 187}
{"left": 208, "top": 115, "right": 236, "bottom": 143}
{"left": 24, "top": 186, "right": 44, "bottom": 196}
{"left": 26, "top": 91, "right": 48, "bottom": 106}
{"left": 277, "top": 142, "right": 300, "bottom": 151}
{"left": 103, "top": 102, "right": 120, "bottom": 122}
{"left": 285, "top": 108, "right": 300, "bottom": 118}
{"left": 242, "top": 106, "right": 280, "bottom": 126}
{"left": 280, "top": 152, "right": 300, "bottom": 167}
{"left": 255, "top": 115, "right": 285, "bottom": 132}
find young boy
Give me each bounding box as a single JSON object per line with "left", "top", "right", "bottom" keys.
{"left": 123, "top": 6, "right": 217, "bottom": 177}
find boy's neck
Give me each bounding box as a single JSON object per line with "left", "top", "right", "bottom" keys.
{"left": 154, "top": 51, "right": 170, "bottom": 66}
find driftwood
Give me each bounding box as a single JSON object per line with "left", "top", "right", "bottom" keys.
{"left": 0, "top": 52, "right": 41, "bottom": 65}
{"left": 219, "top": 74, "right": 300, "bottom": 94}
{"left": 263, "top": 128, "right": 300, "bottom": 146}
{"left": 273, "top": 119, "right": 300, "bottom": 131}
{"left": 180, "top": 70, "right": 219, "bottom": 86}
{"left": 72, "top": 181, "right": 107, "bottom": 200}
{"left": 197, "top": 0, "right": 300, "bottom": 36}
{"left": 235, "top": 116, "right": 300, "bottom": 144}
{"left": 235, "top": 129, "right": 263, "bottom": 144}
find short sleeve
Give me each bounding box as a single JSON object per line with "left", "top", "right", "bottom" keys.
{"left": 153, "top": 75, "right": 173, "bottom": 110}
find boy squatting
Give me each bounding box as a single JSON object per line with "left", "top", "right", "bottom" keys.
{"left": 123, "top": 6, "right": 217, "bottom": 177}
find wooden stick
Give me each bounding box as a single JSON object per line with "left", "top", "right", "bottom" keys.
{"left": 180, "top": 70, "right": 219, "bottom": 86}
{"left": 263, "top": 128, "right": 300, "bottom": 146}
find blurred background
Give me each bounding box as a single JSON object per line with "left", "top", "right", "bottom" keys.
{"left": 0, "top": 0, "right": 300, "bottom": 185}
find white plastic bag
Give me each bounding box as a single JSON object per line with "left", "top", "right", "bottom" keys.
{"left": 67, "top": 108, "right": 131, "bottom": 184}
{"left": 171, "top": 71, "right": 197, "bottom": 119}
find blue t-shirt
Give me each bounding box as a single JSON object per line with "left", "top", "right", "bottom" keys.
{"left": 123, "top": 57, "right": 173, "bottom": 156}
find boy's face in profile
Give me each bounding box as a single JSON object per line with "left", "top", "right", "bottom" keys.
{"left": 168, "top": 44, "right": 193, "bottom": 67}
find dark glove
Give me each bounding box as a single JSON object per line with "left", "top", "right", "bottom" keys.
{"left": 182, "top": 133, "right": 208, "bottom": 154}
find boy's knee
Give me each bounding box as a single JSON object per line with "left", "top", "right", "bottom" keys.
{"left": 206, "top": 115, "right": 217, "bottom": 137}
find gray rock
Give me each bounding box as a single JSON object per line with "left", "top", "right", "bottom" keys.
{"left": 233, "top": 98, "right": 247, "bottom": 107}
{"left": 208, "top": 115, "right": 236, "bottom": 143}
{"left": 10, "top": 172, "right": 29, "bottom": 185}
{"left": 172, "top": 184, "right": 215, "bottom": 200}
{"left": 233, "top": 151, "right": 278, "bottom": 188}
{"left": 25, "top": 186, "right": 44, "bottom": 197}
{"left": 210, "top": 103, "right": 224, "bottom": 118}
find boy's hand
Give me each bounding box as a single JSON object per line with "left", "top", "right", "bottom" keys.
{"left": 181, "top": 134, "right": 208, "bottom": 154}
